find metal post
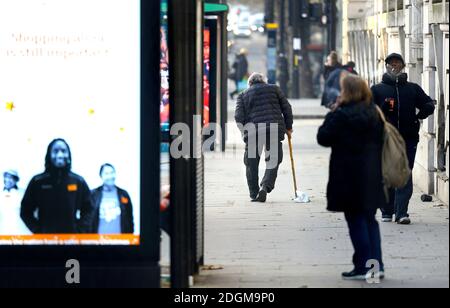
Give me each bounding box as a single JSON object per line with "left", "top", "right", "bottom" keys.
{"left": 220, "top": 11, "right": 228, "bottom": 152}
{"left": 327, "top": 0, "right": 337, "bottom": 53}
{"left": 291, "top": 0, "right": 301, "bottom": 98}
{"left": 279, "top": 0, "right": 286, "bottom": 54}
{"left": 169, "top": 0, "right": 203, "bottom": 289}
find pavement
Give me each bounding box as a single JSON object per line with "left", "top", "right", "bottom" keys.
{"left": 193, "top": 112, "right": 450, "bottom": 288}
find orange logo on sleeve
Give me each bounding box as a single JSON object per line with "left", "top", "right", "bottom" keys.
{"left": 121, "top": 197, "right": 129, "bottom": 204}
{"left": 67, "top": 184, "right": 78, "bottom": 192}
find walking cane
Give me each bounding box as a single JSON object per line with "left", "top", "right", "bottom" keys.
{"left": 288, "top": 134, "right": 310, "bottom": 203}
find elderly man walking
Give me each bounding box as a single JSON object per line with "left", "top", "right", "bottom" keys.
{"left": 235, "top": 73, "right": 293, "bottom": 203}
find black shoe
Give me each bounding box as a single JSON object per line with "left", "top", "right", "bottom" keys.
{"left": 342, "top": 270, "right": 367, "bottom": 281}
{"left": 397, "top": 217, "right": 411, "bottom": 225}
{"left": 250, "top": 193, "right": 258, "bottom": 201}
{"left": 252, "top": 189, "right": 267, "bottom": 203}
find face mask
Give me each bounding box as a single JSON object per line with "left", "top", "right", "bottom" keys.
{"left": 386, "top": 64, "right": 404, "bottom": 77}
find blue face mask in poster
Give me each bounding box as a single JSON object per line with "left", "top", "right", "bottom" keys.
{"left": 0, "top": 0, "right": 141, "bottom": 246}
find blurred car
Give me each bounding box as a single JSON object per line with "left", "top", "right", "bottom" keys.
{"left": 250, "top": 13, "right": 265, "bottom": 33}
{"left": 233, "top": 12, "right": 252, "bottom": 38}
{"left": 233, "top": 25, "right": 252, "bottom": 38}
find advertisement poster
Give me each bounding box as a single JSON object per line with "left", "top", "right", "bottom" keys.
{"left": 203, "top": 28, "right": 211, "bottom": 127}
{"left": 160, "top": 0, "right": 170, "bottom": 133}
{"left": 0, "top": 0, "right": 141, "bottom": 245}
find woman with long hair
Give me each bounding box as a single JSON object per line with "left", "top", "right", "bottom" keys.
{"left": 317, "top": 75, "right": 386, "bottom": 280}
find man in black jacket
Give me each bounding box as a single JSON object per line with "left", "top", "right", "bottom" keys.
{"left": 21, "top": 139, "right": 95, "bottom": 234}
{"left": 371, "top": 53, "right": 435, "bottom": 225}
{"left": 235, "top": 73, "right": 293, "bottom": 203}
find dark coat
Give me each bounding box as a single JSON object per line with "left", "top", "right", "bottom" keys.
{"left": 231, "top": 54, "right": 249, "bottom": 81}
{"left": 321, "top": 64, "right": 342, "bottom": 106}
{"left": 317, "top": 102, "right": 386, "bottom": 213}
{"left": 371, "top": 73, "right": 435, "bottom": 143}
{"left": 91, "top": 186, "right": 134, "bottom": 234}
{"left": 323, "top": 64, "right": 342, "bottom": 81}
{"left": 322, "top": 69, "right": 345, "bottom": 107}
{"left": 21, "top": 172, "right": 95, "bottom": 234}
{"left": 235, "top": 82, "right": 293, "bottom": 142}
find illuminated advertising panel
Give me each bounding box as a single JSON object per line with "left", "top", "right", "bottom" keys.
{"left": 0, "top": 0, "right": 141, "bottom": 245}
{"left": 203, "top": 28, "right": 211, "bottom": 127}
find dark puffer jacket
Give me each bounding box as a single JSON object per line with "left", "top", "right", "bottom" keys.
{"left": 371, "top": 73, "right": 435, "bottom": 143}
{"left": 235, "top": 82, "right": 293, "bottom": 142}
{"left": 317, "top": 102, "right": 386, "bottom": 213}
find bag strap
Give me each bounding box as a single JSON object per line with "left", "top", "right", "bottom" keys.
{"left": 375, "top": 104, "right": 387, "bottom": 124}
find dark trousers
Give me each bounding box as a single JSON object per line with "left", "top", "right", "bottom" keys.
{"left": 244, "top": 133, "right": 283, "bottom": 198}
{"left": 381, "top": 142, "right": 418, "bottom": 220}
{"left": 345, "top": 210, "right": 384, "bottom": 273}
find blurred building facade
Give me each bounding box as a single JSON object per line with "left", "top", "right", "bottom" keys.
{"left": 340, "top": 0, "right": 449, "bottom": 205}
{"left": 265, "top": 0, "right": 335, "bottom": 98}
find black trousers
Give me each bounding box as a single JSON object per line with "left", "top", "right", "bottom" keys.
{"left": 244, "top": 132, "right": 283, "bottom": 198}
{"left": 381, "top": 141, "right": 418, "bottom": 220}
{"left": 345, "top": 210, "right": 384, "bottom": 273}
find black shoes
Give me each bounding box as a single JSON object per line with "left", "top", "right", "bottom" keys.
{"left": 251, "top": 189, "right": 267, "bottom": 203}
{"left": 342, "top": 270, "right": 368, "bottom": 281}
{"left": 342, "top": 269, "right": 385, "bottom": 281}
{"left": 397, "top": 217, "right": 411, "bottom": 225}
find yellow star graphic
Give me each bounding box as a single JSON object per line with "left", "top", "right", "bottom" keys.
{"left": 5, "top": 102, "right": 15, "bottom": 111}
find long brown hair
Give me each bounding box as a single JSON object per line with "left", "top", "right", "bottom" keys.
{"left": 328, "top": 51, "right": 340, "bottom": 66}
{"left": 340, "top": 74, "right": 372, "bottom": 105}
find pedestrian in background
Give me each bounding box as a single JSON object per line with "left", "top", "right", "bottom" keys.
{"left": 235, "top": 73, "right": 293, "bottom": 203}
{"left": 321, "top": 51, "right": 342, "bottom": 106}
{"left": 278, "top": 53, "right": 290, "bottom": 97}
{"left": 322, "top": 68, "right": 355, "bottom": 109}
{"left": 323, "top": 51, "right": 342, "bottom": 82}
{"left": 371, "top": 53, "right": 435, "bottom": 225}
{"left": 230, "top": 48, "right": 249, "bottom": 100}
{"left": 317, "top": 74, "right": 386, "bottom": 280}
{"left": 343, "top": 61, "right": 358, "bottom": 75}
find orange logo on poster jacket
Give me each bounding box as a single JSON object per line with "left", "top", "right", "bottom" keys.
{"left": 67, "top": 184, "right": 78, "bottom": 192}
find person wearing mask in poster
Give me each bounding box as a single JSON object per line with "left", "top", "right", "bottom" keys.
{"left": 91, "top": 164, "right": 134, "bottom": 234}
{"left": 0, "top": 170, "right": 31, "bottom": 235}
{"left": 371, "top": 53, "right": 435, "bottom": 225}
{"left": 21, "top": 139, "right": 95, "bottom": 234}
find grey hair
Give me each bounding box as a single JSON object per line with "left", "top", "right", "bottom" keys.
{"left": 248, "top": 73, "right": 267, "bottom": 87}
